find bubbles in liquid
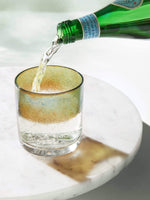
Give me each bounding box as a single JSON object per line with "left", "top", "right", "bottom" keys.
{"left": 32, "top": 35, "right": 61, "bottom": 92}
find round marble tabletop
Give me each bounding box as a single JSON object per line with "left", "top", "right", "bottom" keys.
{"left": 0, "top": 67, "right": 142, "bottom": 200}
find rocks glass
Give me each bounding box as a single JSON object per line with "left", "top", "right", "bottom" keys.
{"left": 15, "top": 65, "right": 83, "bottom": 156}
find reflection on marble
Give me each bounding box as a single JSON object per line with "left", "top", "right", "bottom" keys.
{"left": 0, "top": 67, "right": 142, "bottom": 200}
{"left": 46, "top": 137, "right": 127, "bottom": 182}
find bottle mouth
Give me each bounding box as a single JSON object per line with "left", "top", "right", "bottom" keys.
{"left": 57, "top": 20, "right": 75, "bottom": 44}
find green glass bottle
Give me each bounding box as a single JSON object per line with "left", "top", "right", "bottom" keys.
{"left": 57, "top": 0, "right": 150, "bottom": 44}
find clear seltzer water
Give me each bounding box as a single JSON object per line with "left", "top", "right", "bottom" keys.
{"left": 17, "top": 37, "right": 83, "bottom": 156}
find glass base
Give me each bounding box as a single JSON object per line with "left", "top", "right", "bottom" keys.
{"left": 21, "top": 137, "right": 81, "bottom": 157}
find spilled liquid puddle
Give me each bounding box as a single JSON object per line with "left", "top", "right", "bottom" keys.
{"left": 37, "top": 137, "right": 127, "bottom": 182}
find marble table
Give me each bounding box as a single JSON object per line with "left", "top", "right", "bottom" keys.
{"left": 0, "top": 67, "right": 142, "bottom": 200}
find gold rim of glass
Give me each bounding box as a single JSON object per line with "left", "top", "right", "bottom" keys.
{"left": 15, "top": 65, "right": 84, "bottom": 96}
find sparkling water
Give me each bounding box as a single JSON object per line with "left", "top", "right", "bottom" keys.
{"left": 18, "top": 113, "right": 82, "bottom": 149}
{"left": 19, "top": 37, "right": 82, "bottom": 156}
{"left": 32, "top": 35, "right": 61, "bottom": 92}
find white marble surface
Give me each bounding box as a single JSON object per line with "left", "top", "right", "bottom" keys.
{"left": 0, "top": 67, "right": 142, "bottom": 200}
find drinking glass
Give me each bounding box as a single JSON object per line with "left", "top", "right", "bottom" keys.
{"left": 15, "top": 65, "right": 83, "bottom": 156}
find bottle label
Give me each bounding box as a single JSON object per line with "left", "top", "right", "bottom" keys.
{"left": 113, "top": 0, "right": 143, "bottom": 9}
{"left": 79, "top": 14, "right": 100, "bottom": 39}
